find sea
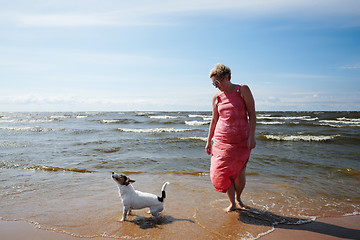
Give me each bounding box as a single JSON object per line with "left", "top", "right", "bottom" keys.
{"left": 0, "top": 111, "right": 359, "bottom": 239}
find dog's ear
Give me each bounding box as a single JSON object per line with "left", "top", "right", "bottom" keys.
{"left": 125, "top": 178, "right": 135, "bottom": 185}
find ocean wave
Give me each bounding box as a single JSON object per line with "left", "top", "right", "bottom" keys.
{"left": 319, "top": 119, "right": 360, "bottom": 126}
{"left": 337, "top": 117, "right": 360, "bottom": 122}
{"left": 25, "top": 165, "right": 94, "bottom": 173}
{"left": 344, "top": 211, "right": 360, "bottom": 216}
{"left": 318, "top": 123, "right": 343, "bottom": 128}
{"left": 116, "top": 128, "right": 198, "bottom": 133}
{"left": 0, "top": 119, "right": 55, "bottom": 123}
{"left": 162, "top": 171, "right": 209, "bottom": 176}
{"left": 0, "top": 126, "right": 54, "bottom": 132}
{"left": 99, "top": 119, "right": 140, "bottom": 124}
{"left": 149, "top": 115, "right": 180, "bottom": 119}
{"left": 258, "top": 121, "right": 285, "bottom": 125}
{"left": 75, "top": 115, "right": 88, "bottom": 119}
{"left": 0, "top": 141, "right": 30, "bottom": 148}
{"left": 100, "top": 120, "right": 119, "bottom": 123}
{"left": 188, "top": 114, "right": 212, "bottom": 121}
{"left": 337, "top": 168, "right": 360, "bottom": 180}
{"left": 261, "top": 134, "right": 340, "bottom": 142}
{"left": 257, "top": 116, "right": 315, "bottom": 120}
{"left": 180, "top": 137, "right": 207, "bottom": 142}
{"left": 185, "top": 120, "right": 210, "bottom": 126}
{"left": 93, "top": 146, "right": 121, "bottom": 153}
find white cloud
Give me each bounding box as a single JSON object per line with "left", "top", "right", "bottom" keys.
{"left": 341, "top": 64, "right": 360, "bottom": 70}
{"left": 255, "top": 90, "right": 360, "bottom": 111}
{"left": 274, "top": 73, "right": 334, "bottom": 79}
{"left": 1, "top": 0, "right": 360, "bottom": 27}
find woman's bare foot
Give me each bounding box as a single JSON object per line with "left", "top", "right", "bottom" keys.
{"left": 224, "top": 204, "right": 237, "bottom": 213}
{"left": 237, "top": 199, "right": 248, "bottom": 210}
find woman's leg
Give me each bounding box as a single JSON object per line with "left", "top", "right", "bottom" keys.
{"left": 234, "top": 168, "right": 247, "bottom": 209}
{"left": 225, "top": 182, "right": 237, "bottom": 212}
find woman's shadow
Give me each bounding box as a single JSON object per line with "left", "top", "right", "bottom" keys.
{"left": 237, "top": 207, "right": 360, "bottom": 239}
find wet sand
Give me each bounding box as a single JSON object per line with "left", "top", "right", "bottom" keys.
{"left": 261, "top": 215, "right": 360, "bottom": 240}
{"left": 1, "top": 215, "right": 359, "bottom": 240}
{"left": 1, "top": 172, "right": 359, "bottom": 239}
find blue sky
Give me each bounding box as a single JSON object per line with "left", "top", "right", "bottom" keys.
{"left": 1, "top": 0, "right": 359, "bottom": 111}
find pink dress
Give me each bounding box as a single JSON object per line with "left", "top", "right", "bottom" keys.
{"left": 210, "top": 85, "right": 251, "bottom": 193}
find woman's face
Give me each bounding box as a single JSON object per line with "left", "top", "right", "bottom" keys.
{"left": 211, "top": 76, "right": 224, "bottom": 90}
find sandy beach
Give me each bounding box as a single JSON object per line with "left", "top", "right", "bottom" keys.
{"left": 261, "top": 215, "right": 360, "bottom": 240}
{"left": 1, "top": 215, "right": 359, "bottom": 240}
{"left": 1, "top": 112, "right": 359, "bottom": 239}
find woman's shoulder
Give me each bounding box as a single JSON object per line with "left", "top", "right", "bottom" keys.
{"left": 238, "top": 84, "right": 252, "bottom": 99}
{"left": 239, "top": 84, "right": 250, "bottom": 89}
{"left": 239, "top": 84, "right": 251, "bottom": 93}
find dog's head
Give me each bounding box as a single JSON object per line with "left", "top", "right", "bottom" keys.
{"left": 112, "top": 172, "right": 135, "bottom": 186}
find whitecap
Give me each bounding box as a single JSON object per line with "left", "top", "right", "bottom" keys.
{"left": 185, "top": 121, "right": 210, "bottom": 126}
{"left": 180, "top": 137, "right": 207, "bottom": 142}
{"left": 117, "top": 128, "right": 195, "bottom": 133}
{"left": 100, "top": 120, "right": 119, "bottom": 123}
{"left": 337, "top": 117, "right": 360, "bottom": 122}
{"left": 149, "top": 115, "right": 179, "bottom": 119}
{"left": 257, "top": 116, "right": 313, "bottom": 120}
{"left": 263, "top": 134, "right": 340, "bottom": 142}
{"left": 0, "top": 126, "right": 54, "bottom": 132}
{"left": 258, "top": 121, "right": 285, "bottom": 125}
{"left": 319, "top": 120, "right": 360, "bottom": 126}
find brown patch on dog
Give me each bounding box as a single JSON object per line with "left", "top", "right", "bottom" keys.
{"left": 112, "top": 173, "right": 136, "bottom": 185}
{"left": 124, "top": 177, "right": 135, "bottom": 185}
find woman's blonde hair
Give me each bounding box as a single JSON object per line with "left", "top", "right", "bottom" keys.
{"left": 209, "top": 63, "right": 231, "bottom": 80}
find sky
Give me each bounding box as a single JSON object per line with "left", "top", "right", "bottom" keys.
{"left": 0, "top": 0, "right": 359, "bottom": 112}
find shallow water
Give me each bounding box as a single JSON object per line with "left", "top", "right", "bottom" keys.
{"left": 0, "top": 111, "right": 359, "bottom": 239}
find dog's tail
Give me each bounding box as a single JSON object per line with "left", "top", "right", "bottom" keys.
{"left": 157, "top": 182, "right": 169, "bottom": 202}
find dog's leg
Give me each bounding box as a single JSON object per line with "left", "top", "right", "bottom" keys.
{"left": 150, "top": 207, "right": 161, "bottom": 219}
{"left": 151, "top": 211, "right": 159, "bottom": 218}
{"left": 121, "top": 206, "right": 130, "bottom": 221}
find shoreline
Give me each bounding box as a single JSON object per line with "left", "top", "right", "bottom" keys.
{"left": 1, "top": 215, "right": 359, "bottom": 240}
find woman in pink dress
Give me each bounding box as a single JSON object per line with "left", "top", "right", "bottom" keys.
{"left": 205, "top": 63, "right": 256, "bottom": 212}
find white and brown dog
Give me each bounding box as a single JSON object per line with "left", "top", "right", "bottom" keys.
{"left": 111, "top": 172, "right": 169, "bottom": 221}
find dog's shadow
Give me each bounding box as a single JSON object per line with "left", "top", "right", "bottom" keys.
{"left": 128, "top": 214, "right": 194, "bottom": 229}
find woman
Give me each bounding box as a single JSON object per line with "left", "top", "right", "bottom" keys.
{"left": 205, "top": 63, "right": 256, "bottom": 212}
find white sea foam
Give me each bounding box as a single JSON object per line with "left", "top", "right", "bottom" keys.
{"left": 76, "top": 115, "right": 88, "bottom": 119}
{"left": 319, "top": 120, "right": 360, "bottom": 126}
{"left": 117, "top": 128, "right": 195, "bottom": 133}
{"left": 254, "top": 228, "right": 276, "bottom": 240}
{"left": 185, "top": 120, "right": 210, "bottom": 126}
{"left": 258, "top": 121, "right": 285, "bottom": 125}
{"left": 0, "top": 126, "right": 53, "bottom": 132}
{"left": 257, "top": 116, "right": 314, "bottom": 120}
{"left": 149, "top": 115, "right": 179, "bottom": 119}
{"left": 101, "top": 120, "right": 119, "bottom": 123}
{"left": 319, "top": 123, "right": 342, "bottom": 128}
{"left": 180, "top": 137, "right": 207, "bottom": 142}
{"left": 50, "top": 115, "right": 71, "bottom": 119}
{"left": 0, "top": 118, "right": 55, "bottom": 123}
{"left": 344, "top": 211, "right": 360, "bottom": 216}
{"left": 264, "top": 134, "right": 340, "bottom": 142}
{"left": 189, "top": 114, "right": 212, "bottom": 121}
{"left": 337, "top": 117, "right": 360, "bottom": 122}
